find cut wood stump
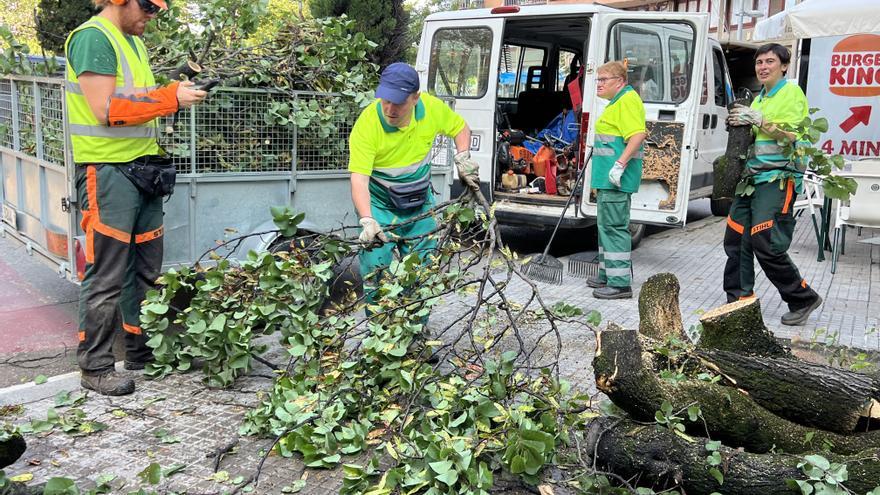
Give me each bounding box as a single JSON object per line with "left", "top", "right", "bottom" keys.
{"left": 697, "top": 298, "right": 789, "bottom": 357}
{"left": 638, "top": 272, "right": 684, "bottom": 341}
{"left": 713, "top": 97, "right": 753, "bottom": 202}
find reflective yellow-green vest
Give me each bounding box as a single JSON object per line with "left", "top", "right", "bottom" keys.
{"left": 64, "top": 16, "right": 159, "bottom": 164}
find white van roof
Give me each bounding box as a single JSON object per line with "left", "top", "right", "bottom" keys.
{"left": 425, "top": 4, "right": 620, "bottom": 22}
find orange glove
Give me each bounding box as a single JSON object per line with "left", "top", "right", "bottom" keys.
{"left": 107, "top": 81, "right": 179, "bottom": 127}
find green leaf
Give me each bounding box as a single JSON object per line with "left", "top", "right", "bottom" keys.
{"left": 708, "top": 467, "right": 723, "bottom": 485}
{"left": 42, "top": 477, "right": 79, "bottom": 495}
{"left": 804, "top": 454, "right": 831, "bottom": 471}
{"left": 138, "top": 462, "right": 162, "bottom": 485}
{"left": 34, "top": 375, "right": 48, "bottom": 385}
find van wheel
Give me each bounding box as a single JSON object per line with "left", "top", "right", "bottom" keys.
{"left": 629, "top": 223, "right": 646, "bottom": 249}
{"left": 710, "top": 198, "right": 732, "bottom": 217}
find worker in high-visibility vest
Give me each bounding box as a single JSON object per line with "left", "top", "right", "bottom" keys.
{"left": 65, "top": 0, "right": 207, "bottom": 395}
{"left": 586, "top": 60, "right": 646, "bottom": 300}
{"left": 724, "top": 43, "right": 822, "bottom": 326}
{"left": 348, "top": 63, "right": 478, "bottom": 319}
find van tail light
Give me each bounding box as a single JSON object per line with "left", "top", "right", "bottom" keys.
{"left": 74, "top": 237, "right": 86, "bottom": 281}
{"left": 491, "top": 6, "right": 519, "bottom": 14}
{"left": 578, "top": 111, "right": 591, "bottom": 169}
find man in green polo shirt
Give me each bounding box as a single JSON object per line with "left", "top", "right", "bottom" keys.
{"left": 66, "top": 0, "right": 207, "bottom": 396}
{"left": 348, "top": 62, "right": 478, "bottom": 316}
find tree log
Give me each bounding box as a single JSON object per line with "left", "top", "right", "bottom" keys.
{"left": 594, "top": 329, "right": 880, "bottom": 454}
{"left": 588, "top": 417, "right": 880, "bottom": 495}
{"left": 0, "top": 432, "right": 25, "bottom": 468}
{"left": 638, "top": 272, "right": 685, "bottom": 341}
{"left": 699, "top": 349, "right": 880, "bottom": 433}
{"left": 698, "top": 298, "right": 789, "bottom": 357}
{"left": 713, "top": 97, "right": 753, "bottom": 202}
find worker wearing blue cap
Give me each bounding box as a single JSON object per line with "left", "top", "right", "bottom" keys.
{"left": 348, "top": 62, "right": 478, "bottom": 314}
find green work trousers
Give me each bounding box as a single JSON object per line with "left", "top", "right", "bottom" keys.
{"left": 596, "top": 189, "right": 633, "bottom": 288}
{"left": 76, "top": 164, "right": 164, "bottom": 374}
{"left": 358, "top": 197, "right": 438, "bottom": 309}
{"left": 723, "top": 178, "right": 818, "bottom": 310}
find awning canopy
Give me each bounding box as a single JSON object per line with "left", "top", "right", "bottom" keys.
{"left": 753, "top": 0, "right": 880, "bottom": 41}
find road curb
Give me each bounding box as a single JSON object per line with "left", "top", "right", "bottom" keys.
{"left": 0, "top": 362, "right": 125, "bottom": 406}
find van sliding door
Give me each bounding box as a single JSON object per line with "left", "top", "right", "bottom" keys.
{"left": 581, "top": 12, "right": 709, "bottom": 227}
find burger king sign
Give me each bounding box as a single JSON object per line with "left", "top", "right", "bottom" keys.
{"left": 807, "top": 34, "right": 880, "bottom": 158}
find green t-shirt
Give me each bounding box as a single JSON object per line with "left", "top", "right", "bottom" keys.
{"left": 66, "top": 27, "right": 140, "bottom": 76}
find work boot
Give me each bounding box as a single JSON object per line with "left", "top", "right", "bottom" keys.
{"left": 586, "top": 276, "right": 606, "bottom": 288}
{"left": 593, "top": 286, "right": 633, "bottom": 300}
{"left": 781, "top": 295, "right": 823, "bottom": 326}
{"left": 81, "top": 371, "right": 135, "bottom": 396}
{"left": 123, "top": 359, "right": 153, "bottom": 371}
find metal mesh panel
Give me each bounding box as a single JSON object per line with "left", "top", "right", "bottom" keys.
{"left": 160, "top": 89, "right": 296, "bottom": 173}
{"left": 15, "top": 83, "right": 36, "bottom": 156}
{"left": 39, "top": 82, "right": 65, "bottom": 165}
{"left": 292, "top": 93, "right": 358, "bottom": 172}
{"left": 0, "top": 80, "right": 11, "bottom": 149}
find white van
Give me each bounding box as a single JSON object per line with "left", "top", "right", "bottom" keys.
{"left": 416, "top": 4, "right": 738, "bottom": 244}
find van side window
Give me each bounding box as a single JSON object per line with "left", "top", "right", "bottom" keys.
{"left": 712, "top": 48, "right": 728, "bottom": 107}
{"left": 607, "top": 22, "right": 696, "bottom": 104}
{"left": 557, "top": 50, "right": 578, "bottom": 92}
{"left": 428, "top": 28, "right": 493, "bottom": 99}
{"left": 497, "top": 44, "right": 546, "bottom": 99}
{"left": 669, "top": 36, "right": 693, "bottom": 103}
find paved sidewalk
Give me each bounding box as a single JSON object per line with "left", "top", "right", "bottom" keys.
{"left": 1, "top": 209, "right": 877, "bottom": 493}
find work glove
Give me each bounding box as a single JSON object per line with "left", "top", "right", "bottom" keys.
{"left": 454, "top": 151, "right": 480, "bottom": 188}
{"left": 358, "top": 217, "right": 388, "bottom": 244}
{"left": 727, "top": 104, "right": 764, "bottom": 127}
{"left": 608, "top": 161, "right": 625, "bottom": 188}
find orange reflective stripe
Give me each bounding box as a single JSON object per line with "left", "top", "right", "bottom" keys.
{"left": 781, "top": 179, "right": 794, "bottom": 214}
{"left": 738, "top": 294, "right": 756, "bottom": 300}
{"left": 751, "top": 220, "right": 774, "bottom": 235}
{"left": 726, "top": 216, "right": 744, "bottom": 234}
{"left": 78, "top": 331, "right": 86, "bottom": 342}
{"left": 135, "top": 226, "right": 164, "bottom": 244}
{"left": 85, "top": 166, "right": 132, "bottom": 244}
{"left": 801, "top": 279, "right": 808, "bottom": 289}
{"left": 123, "top": 323, "right": 142, "bottom": 335}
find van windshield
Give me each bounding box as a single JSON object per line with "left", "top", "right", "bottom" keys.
{"left": 428, "top": 27, "right": 494, "bottom": 99}
{"left": 607, "top": 21, "right": 696, "bottom": 104}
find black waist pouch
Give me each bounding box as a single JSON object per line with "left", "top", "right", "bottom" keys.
{"left": 386, "top": 180, "right": 429, "bottom": 210}
{"left": 120, "top": 155, "right": 176, "bottom": 197}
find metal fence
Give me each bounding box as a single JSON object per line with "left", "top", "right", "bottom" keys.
{"left": 0, "top": 75, "right": 453, "bottom": 174}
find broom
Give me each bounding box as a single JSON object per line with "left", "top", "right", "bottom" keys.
{"left": 523, "top": 147, "right": 593, "bottom": 284}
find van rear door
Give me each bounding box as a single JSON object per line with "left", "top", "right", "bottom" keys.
{"left": 417, "top": 16, "right": 504, "bottom": 199}
{"left": 580, "top": 13, "right": 709, "bottom": 227}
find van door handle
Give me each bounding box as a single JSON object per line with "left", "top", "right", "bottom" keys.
{"left": 711, "top": 114, "right": 718, "bottom": 129}
{"left": 702, "top": 114, "right": 710, "bottom": 129}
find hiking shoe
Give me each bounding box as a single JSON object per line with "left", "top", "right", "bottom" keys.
{"left": 781, "top": 296, "right": 823, "bottom": 326}
{"left": 586, "top": 276, "right": 607, "bottom": 288}
{"left": 593, "top": 286, "right": 633, "bottom": 300}
{"left": 123, "top": 360, "right": 150, "bottom": 371}
{"left": 81, "top": 371, "right": 135, "bottom": 396}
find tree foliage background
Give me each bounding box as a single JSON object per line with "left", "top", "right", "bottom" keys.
{"left": 34, "top": 0, "right": 95, "bottom": 54}
{"left": 309, "top": 0, "right": 410, "bottom": 68}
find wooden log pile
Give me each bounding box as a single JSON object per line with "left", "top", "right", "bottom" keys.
{"left": 587, "top": 273, "right": 880, "bottom": 493}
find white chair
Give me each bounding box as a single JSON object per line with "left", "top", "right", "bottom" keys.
{"left": 831, "top": 170, "right": 880, "bottom": 273}
{"left": 793, "top": 170, "right": 825, "bottom": 255}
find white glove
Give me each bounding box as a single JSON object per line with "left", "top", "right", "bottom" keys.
{"left": 608, "top": 161, "right": 625, "bottom": 188}
{"left": 358, "top": 217, "right": 388, "bottom": 244}
{"left": 454, "top": 150, "right": 480, "bottom": 186}
{"left": 727, "top": 104, "right": 764, "bottom": 127}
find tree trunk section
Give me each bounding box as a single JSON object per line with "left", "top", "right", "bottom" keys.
{"left": 698, "top": 298, "right": 789, "bottom": 357}
{"left": 699, "top": 349, "right": 880, "bottom": 433}
{"left": 713, "top": 97, "right": 753, "bottom": 201}
{"left": 588, "top": 417, "right": 880, "bottom": 495}
{"left": 594, "top": 329, "right": 880, "bottom": 455}
{"left": 638, "top": 272, "right": 685, "bottom": 341}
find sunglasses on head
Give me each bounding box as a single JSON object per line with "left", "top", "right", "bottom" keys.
{"left": 136, "top": 0, "right": 162, "bottom": 15}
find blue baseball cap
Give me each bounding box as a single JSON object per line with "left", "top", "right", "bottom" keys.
{"left": 376, "top": 63, "right": 420, "bottom": 104}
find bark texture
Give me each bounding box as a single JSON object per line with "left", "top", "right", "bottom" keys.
{"left": 713, "top": 96, "right": 753, "bottom": 201}
{"left": 589, "top": 417, "right": 880, "bottom": 495}
{"left": 700, "top": 349, "right": 880, "bottom": 433}
{"left": 638, "top": 272, "right": 684, "bottom": 340}
{"left": 698, "top": 298, "right": 789, "bottom": 357}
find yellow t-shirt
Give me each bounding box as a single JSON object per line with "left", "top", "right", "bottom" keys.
{"left": 348, "top": 93, "right": 466, "bottom": 176}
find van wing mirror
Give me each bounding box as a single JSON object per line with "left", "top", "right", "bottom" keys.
{"left": 735, "top": 87, "right": 753, "bottom": 101}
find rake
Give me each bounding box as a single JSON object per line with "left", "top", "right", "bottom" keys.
{"left": 523, "top": 147, "right": 593, "bottom": 284}
{"left": 567, "top": 250, "right": 600, "bottom": 278}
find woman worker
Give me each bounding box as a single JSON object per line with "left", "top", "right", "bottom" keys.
{"left": 586, "top": 61, "right": 647, "bottom": 299}
{"left": 724, "top": 43, "right": 822, "bottom": 326}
